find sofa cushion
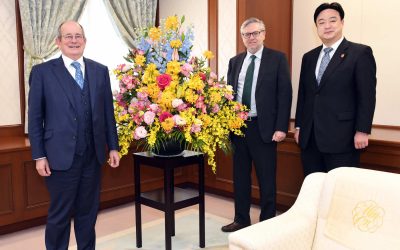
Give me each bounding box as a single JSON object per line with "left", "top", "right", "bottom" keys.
{"left": 313, "top": 167, "right": 400, "bottom": 250}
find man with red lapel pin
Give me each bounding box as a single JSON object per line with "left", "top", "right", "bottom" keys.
{"left": 294, "top": 2, "right": 377, "bottom": 176}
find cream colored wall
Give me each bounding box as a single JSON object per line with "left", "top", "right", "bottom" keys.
{"left": 292, "top": 0, "right": 400, "bottom": 126}
{"left": 159, "top": 0, "right": 208, "bottom": 60}
{"left": 3, "top": 1, "right": 399, "bottom": 127}
{"left": 0, "top": 0, "right": 20, "bottom": 126}
{"left": 159, "top": 0, "right": 237, "bottom": 81}
{"left": 218, "top": 0, "right": 237, "bottom": 81}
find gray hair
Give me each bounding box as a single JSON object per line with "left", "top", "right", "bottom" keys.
{"left": 240, "top": 17, "right": 266, "bottom": 33}
{"left": 57, "top": 20, "right": 86, "bottom": 39}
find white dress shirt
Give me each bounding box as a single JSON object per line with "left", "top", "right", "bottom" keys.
{"left": 62, "top": 55, "right": 85, "bottom": 80}
{"left": 315, "top": 36, "right": 344, "bottom": 78}
{"left": 237, "top": 47, "right": 263, "bottom": 117}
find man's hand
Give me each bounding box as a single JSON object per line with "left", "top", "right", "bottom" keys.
{"left": 108, "top": 150, "right": 120, "bottom": 168}
{"left": 36, "top": 158, "right": 51, "bottom": 176}
{"left": 354, "top": 131, "right": 369, "bottom": 149}
{"left": 294, "top": 129, "right": 300, "bottom": 144}
{"left": 272, "top": 131, "right": 286, "bottom": 142}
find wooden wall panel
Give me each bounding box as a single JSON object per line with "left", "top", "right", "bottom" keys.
{"left": 236, "top": 0, "right": 292, "bottom": 64}
{"left": 24, "top": 160, "right": 49, "bottom": 208}
{"left": 0, "top": 162, "right": 13, "bottom": 215}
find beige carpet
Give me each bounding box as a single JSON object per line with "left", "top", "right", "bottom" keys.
{"left": 70, "top": 209, "right": 231, "bottom": 250}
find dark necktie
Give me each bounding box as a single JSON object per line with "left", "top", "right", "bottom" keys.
{"left": 242, "top": 55, "right": 256, "bottom": 108}
{"left": 317, "top": 47, "right": 333, "bottom": 84}
{"left": 71, "top": 61, "right": 84, "bottom": 89}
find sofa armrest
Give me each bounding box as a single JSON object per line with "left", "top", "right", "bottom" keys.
{"left": 228, "top": 172, "right": 326, "bottom": 250}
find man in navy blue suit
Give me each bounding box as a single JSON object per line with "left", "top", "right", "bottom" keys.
{"left": 295, "top": 2, "right": 376, "bottom": 176}
{"left": 28, "top": 20, "right": 120, "bottom": 250}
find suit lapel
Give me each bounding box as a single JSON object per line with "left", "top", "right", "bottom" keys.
{"left": 310, "top": 46, "right": 322, "bottom": 88}
{"left": 232, "top": 53, "right": 246, "bottom": 95}
{"left": 318, "top": 39, "right": 349, "bottom": 89}
{"left": 255, "top": 47, "right": 270, "bottom": 93}
{"left": 84, "top": 58, "right": 98, "bottom": 111}
{"left": 52, "top": 57, "right": 77, "bottom": 111}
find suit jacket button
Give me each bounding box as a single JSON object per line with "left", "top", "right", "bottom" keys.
{"left": 72, "top": 136, "right": 76, "bottom": 140}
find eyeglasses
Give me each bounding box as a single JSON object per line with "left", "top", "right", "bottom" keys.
{"left": 242, "top": 30, "right": 265, "bottom": 39}
{"left": 61, "top": 34, "right": 84, "bottom": 41}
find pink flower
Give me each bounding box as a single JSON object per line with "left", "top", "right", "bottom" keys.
{"left": 173, "top": 115, "right": 186, "bottom": 126}
{"left": 176, "top": 103, "right": 188, "bottom": 111}
{"left": 116, "top": 64, "right": 126, "bottom": 71}
{"left": 238, "top": 111, "right": 248, "bottom": 120}
{"left": 190, "top": 124, "right": 201, "bottom": 133}
{"left": 134, "top": 126, "right": 147, "bottom": 139}
{"left": 137, "top": 91, "right": 148, "bottom": 100}
{"left": 143, "top": 111, "right": 155, "bottom": 125}
{"left": 159, "top": 111, "right": 173, "bottom": 122}
{"left": 156, "top": 74, "right": 172, "bottom": 90}
{"left": 195, "top": 96, "right": 205, "bottom": 109}
{"left": 225, "top": 93, "right": 234, "bottom": 100}
{"left": 180, "top": 63, "right": 193, "bottom": 77}
{"left": 122, "top": 75, "right": 134, "bottom": 85}
{"left": 128, "top": 103, "right": 136, "bottom": 114}
{"left": 149, "top": 104, "right": 160, "bottom": 113}
{"left": 121, "top": 64, "right": 132, "bottom": 73}
{"left": 212, "top": 104, "right": 220, "bottom": 113}
{"left": 133, "top": 113, "right": 144, "bottom": 125}
{"left": 136, "top": 101, "right": 147, "bottom": 111}
{"left": 172, "top": 98, "right": 184, "bottom": 108}
{"left": 209, "top": 72, "right": 217, "bottom": 80}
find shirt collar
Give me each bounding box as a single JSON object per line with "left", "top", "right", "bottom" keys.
{"left": 62, "top": 55, "right": 84, "bottom": 68}
{"left": 246, "top": 46, "right": 263, "bottom": 60}
{"left": 322, "top": 36, "right": 344, "bottom": 51}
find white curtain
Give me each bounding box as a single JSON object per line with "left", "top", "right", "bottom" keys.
{"left": 103, "top": 0, "right": 157, "bottom": 49}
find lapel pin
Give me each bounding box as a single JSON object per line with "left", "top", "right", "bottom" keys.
{"left": 341, "top": 53, "right": 346, "bottom": 58}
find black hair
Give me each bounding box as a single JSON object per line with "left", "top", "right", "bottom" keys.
{"left": 314, "top": 2, "right": 345, "bottom": 23}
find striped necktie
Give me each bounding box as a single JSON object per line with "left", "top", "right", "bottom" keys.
{"left": 317, "top": 47, "right": 333, "bottom": 84}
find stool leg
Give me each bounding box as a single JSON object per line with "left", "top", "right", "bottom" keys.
{"left": 171, "top": 171, "right": 175, "bottom": 236}
{"left": 164, "top": 165, "right": 173, "bottom": 250}
{"left": 199, "top": 157, "right": 205, "bottom": 248}
{"left": 134, "top": 158, "right": 142, "bottom": 248}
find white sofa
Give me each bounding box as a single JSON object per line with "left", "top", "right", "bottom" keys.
{"left": 228, "top": 167, "right": 400, "bottom": 250}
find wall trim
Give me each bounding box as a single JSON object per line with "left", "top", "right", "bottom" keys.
{"left": 208, "top": 0, "right": 218, "bottom": 74}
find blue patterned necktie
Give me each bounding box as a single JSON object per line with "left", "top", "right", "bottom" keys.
{"left": 317, "top": 47, "right": 333, "bottom": 84}
{"left": 71, "top": 61, "right": 84, "bottom": 89}
{"left": 242, "top": 55, "right": 256, "bottom": 108}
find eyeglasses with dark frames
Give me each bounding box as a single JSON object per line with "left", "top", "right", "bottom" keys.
{"left": 241, "top": 30, "right": 265, "bottom": 39}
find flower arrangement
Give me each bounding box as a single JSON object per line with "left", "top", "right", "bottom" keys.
{"left": 113, "top": 15, "right": 248, "bottom": 172}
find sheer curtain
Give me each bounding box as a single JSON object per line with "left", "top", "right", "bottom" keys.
{"left": 103, "top": 0, "right": 157, "bottom": 49}
{"left": 19, "top": 0, "right": 87, "bottom": 132}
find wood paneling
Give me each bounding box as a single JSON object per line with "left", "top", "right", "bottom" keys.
{"left": 24, "top": 160, "right": 49, "bottom": 208}
{"left": 0, "top": 162, "right": 13, "bottom": 215}
{"left": 1, "top": 124, "right": 400, "bottom": 233}
{"left": 208, "top": 0, "right": 218, "bottom": 74}
{"left": 236, "top": 0, "right": 293, "bottom": 65}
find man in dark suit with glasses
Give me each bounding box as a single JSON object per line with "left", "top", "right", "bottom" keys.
{"left": 221, "top": 17, "right": 292, "bottom": 232}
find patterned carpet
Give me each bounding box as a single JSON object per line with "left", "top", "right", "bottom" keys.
{"left": 70, "top": 209, "right": 231, "bottom": 250}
